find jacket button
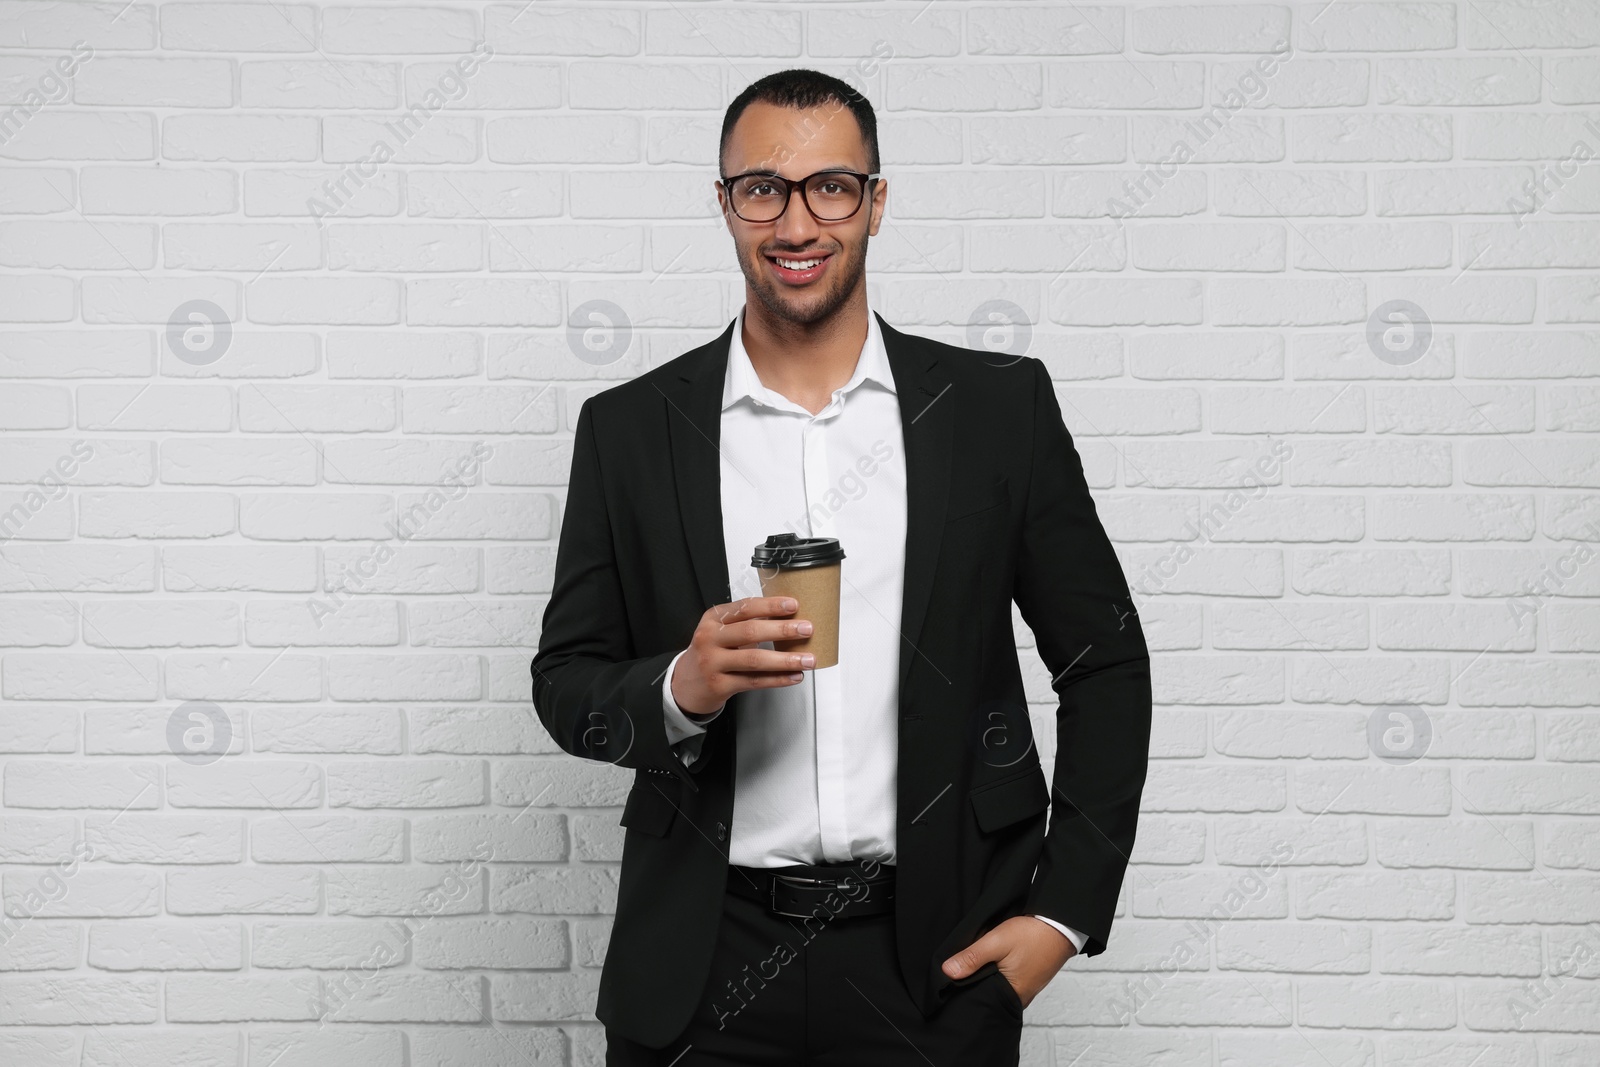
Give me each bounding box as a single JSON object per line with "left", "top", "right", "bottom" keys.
{"left": 716, "top": 822, "right": 727, "bottom": 841}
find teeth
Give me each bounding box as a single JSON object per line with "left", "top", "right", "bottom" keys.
{"left": 776, "top": 257, "right": 824, "bottom": 270}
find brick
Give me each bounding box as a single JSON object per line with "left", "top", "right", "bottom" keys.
{"left": 251, "top": 815, "right": 406, "bottom": 863}
{"left": 1375, "top": 165, "right": 1536, "bottom": 215}
{"left": 1215, "top": 815, "right": 1367, "bottom": 867}
{"left": 1292, "top": 329, "right": 1456, "bottom": 380}
{"left": 1373, "top": 385, "right": 1535, "bottom": 434}
{"left": 1376, "top": 924, "right": 1541, "bottom": 976}
{"left": 241, "top": 60, "right": 397, "bottom": 108}
{"left": 1465, "top": 1, "right": 1600, "bottom": 49}
{"left": 1215, "top": 168, "right": 1366, "bottom": 216}
{"left": 246, "top": 1030, "right": 404, "bottom": 1067}
{"left": 1132, "top": 115, "right": 1285, "bottom": 164}
{"left": 1463, "top": 873, "right": 1600, "bottom": 924}
{"left": 1299, "top": 871, "right": 1455, "bottom": 920}
{"left": 251, "top": 920, "right": 410, "bottom": 969}
{"left": 326, "top": 759, "right": 484, "bottom": 808}
{"left": 1298, "top": 2, "right": 1455, "bottom": 51}
{"left": 1291, "top": 655, "right": 1450, "bottom": 704}
{"left": 1216, "top": 922, "right": 1370, "bottom": 972}
{"left": 4, "top": 869, "right": 160, "bottom": 918}
{"left": 322, "top": 6, "right": 479, "bottom": 54}
{"left": 1372, "top": 493, "right": 1536, "bottom": 541}
{"left": 160, "top": 3, "right": 315, "bottom": 51}
{"left": 1211, "top": 603, "right": 1368, "bottom": 650}
{"left": 1460, "top": 767, "right": 1600, "bottom": 814}
{"left": 325, "top": 972, "right": 483, "bottom": 1022}
{"left": 1377, "top": 58, "right": 1539, "bottom": 105}
{"left": 1456, "top": 658, "right": 1600, "bottom": 707}
{"left": 166, "top": 974, "right": 318, "bottom": 1021}
{"left": 491, "top": 970, "right": 600, "bottom": 1022}
{"left": 412, "top": 812, "right": 565, "bottom": 862}
{"left": 1132, "top": 5, "right": 1290, "bottom": 54}
{"left": 1133, "top": 223, "right": 1285, "bottom": 271}
{"left": 412, "top": 1028, "right": 566, "bottom": 1066}
{"left": 325, "top": 865, "right": 485, "bottom": 917}
{"left": 163, "top": 115, "right": 318, "bottom": 162}
{"left": 166, "top": 869, "right": 319, "bottom": 915}
{"left": 1377, "top": 603, "right": 1535, "bottom": 651}
{"left": 1139, "top": 764, "right": 1286, "bottom": 811}
{"left": 88, "top": 922, "right": 241, "bottom": 971}
{"left": 75, "top": 58, "right": 233, "bottom": 107}
{"left": 83, "top": 814, "right": 242, "bottom": 864}
{"left": 4, "top": 761, "right": 160, "bottom": 809}
{"left": 0, "top": 977, "right": 158, "bottom": 1023}
{"left": 1, "top": 2, "right": 156, "bottom": 49}
{"left": 413, "top": 917, "right": 567, "bottom": 968}
{"left": 1298, "top": 976, "right": 1455, "bottom": 1029}
{"left": 1465, "top": 550, "right": 1600, "bottom": 601}
{"left": 647, "top": 8, "right": 801, "bottom": 56}
{"left": 1375, "top": 818, "right": 1536, "bottom": 869}
{"left": 1211, "top": 278, "right": 1366, "bottom": 326}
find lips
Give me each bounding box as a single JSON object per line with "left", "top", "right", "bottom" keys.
{"left": 766, "top": 251, "right": 832, "bottom": 284}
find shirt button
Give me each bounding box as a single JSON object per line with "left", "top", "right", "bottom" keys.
{"left": 716, "top": 822, "right": 727, "bottom": 842}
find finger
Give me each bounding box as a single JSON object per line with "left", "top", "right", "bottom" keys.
{"left": 719, "top": 648, "right": 813, "bottom": 674}
{"left": 710, "top": 669, "right": 806, "bottom": 702}
{"left": 711, "top": 617, "right": 814, "bottom": 649}
{"left": 735, "top": 670, "right": 806, "bottom": 690}
{"left": 712, "top": 596, "right": 798, "bottom": 625}
{"left": 941, "top": 930, "right": 1007, "bottom": 978}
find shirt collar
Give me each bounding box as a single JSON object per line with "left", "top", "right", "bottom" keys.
{"left": 722, "top": 302, "right": 896, "bottom": 412}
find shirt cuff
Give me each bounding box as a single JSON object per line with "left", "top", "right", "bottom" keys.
{"left": 1031, "top": 914, "right": 1088, "bottom": 955}
{"left": 661, "top": 648, "right": 724, "bottom": 747}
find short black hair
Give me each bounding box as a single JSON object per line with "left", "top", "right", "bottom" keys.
{"left": 719, "top": 68, "right": 879, "bottom": 178}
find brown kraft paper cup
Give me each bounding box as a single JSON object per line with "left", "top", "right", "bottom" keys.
{"left": 758, "top": 561, "right": 842, "bottom": 668}
{"left": 751, "top": 534, "right": 845, "bottom": 670}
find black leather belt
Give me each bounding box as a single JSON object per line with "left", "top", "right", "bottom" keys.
{"left": 728, "top": 862, "right": 896, "bottom": 920}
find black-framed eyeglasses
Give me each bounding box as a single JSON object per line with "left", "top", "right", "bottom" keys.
{"left": 718, "top": 169, "right": 882, "bottom": 223}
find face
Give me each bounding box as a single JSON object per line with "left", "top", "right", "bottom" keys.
{"left": 717, "top": 100, "right": 886, "bottom": 327}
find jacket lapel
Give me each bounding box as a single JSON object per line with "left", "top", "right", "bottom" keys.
{"left": 877, "top": 311, "right": 954, "bottom": 697}
{"left": 661, "top": 320, "right": 735, "bottom": 614}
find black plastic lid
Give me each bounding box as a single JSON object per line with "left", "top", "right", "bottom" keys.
{"left": 751, "top": 533, "right": 846, "bottom": 570}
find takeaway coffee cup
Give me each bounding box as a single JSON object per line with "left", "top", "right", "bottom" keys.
{"left": 751, "top": 533, "right": 845, "bottom": 669}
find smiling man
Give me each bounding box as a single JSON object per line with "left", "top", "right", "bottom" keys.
{"left": 532, "top": 68, "right": 1152, "bottom": 1066}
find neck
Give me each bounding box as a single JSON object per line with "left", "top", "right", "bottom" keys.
{"left": 741, "top": 290, "right": 870, "bottom": 416}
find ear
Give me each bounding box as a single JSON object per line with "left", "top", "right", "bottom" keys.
{"left": 714, "top": 181, "right": 733, "bottom": 235}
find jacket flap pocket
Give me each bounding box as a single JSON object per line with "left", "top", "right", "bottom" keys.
{"left": 620, "top": 777, "right": 681, "bottom": 837}
{"left": 969, "top": 770, "right": 1049, "bottom": 833}
{"left": 945, "top": 477, "right": 1008, "bottom": 523}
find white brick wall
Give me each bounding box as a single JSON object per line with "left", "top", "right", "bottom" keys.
{"left": 0, "top": 1, "right": 1596, "bottom": 1063}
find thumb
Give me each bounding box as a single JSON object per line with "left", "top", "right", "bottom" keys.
{"left": 942, "top": 930, "right": 1005, "bottom": 979}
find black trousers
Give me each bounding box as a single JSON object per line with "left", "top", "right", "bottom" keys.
{"left": 605, "top": 867, "right": 1023, "bottom": 1066}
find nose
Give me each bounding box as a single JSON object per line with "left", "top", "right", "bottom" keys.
{"left": 774, "top": 182, "right": 821, "bottom": 241}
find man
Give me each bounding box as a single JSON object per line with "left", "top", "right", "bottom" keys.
{"left": 532, "top": 68, "right": 1152, "bottom": 1066}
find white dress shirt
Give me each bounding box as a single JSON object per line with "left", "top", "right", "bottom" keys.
{"left": 657, "top": 302, "right": 1087, "bottom": 955}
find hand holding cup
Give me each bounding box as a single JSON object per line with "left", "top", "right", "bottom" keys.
{"left": 668, "top": 596, "right": 815, "bottom": 718}
{"left": 668, "top": 535, "right": 846, "bottom": 719}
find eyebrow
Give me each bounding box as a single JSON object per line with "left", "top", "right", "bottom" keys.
{"left": 729, "top": 165, "right": 863, "bottom": 177}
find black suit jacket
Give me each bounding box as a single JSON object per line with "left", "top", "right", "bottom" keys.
{"left": 531, "top": 311, "right": 1152, "bottom": 1048}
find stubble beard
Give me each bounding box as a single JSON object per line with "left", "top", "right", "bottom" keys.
{"left": 740, "top": 230, "right": 869, "bottom": 329}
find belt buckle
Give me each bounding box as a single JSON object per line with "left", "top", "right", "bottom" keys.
{"left": 768, "top": 873, "right": 854, "bottom": 919}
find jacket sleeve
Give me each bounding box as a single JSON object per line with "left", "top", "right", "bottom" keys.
{"left": 530, "top": 396, "right": 710, "bottom": 786}
{"left": 1014, "top": 356, "right": 1153, "bottom": 957}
